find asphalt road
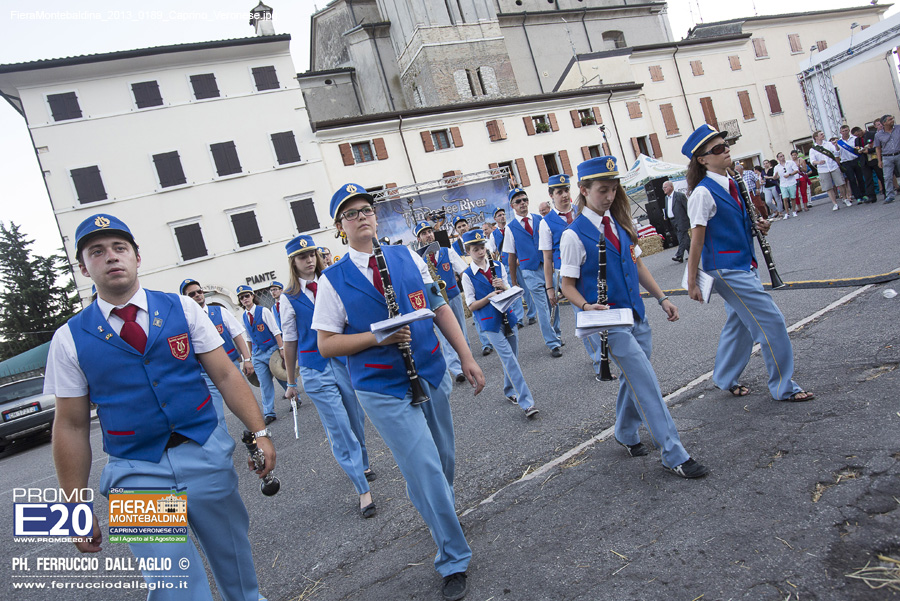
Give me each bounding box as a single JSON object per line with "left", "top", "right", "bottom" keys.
{"left": 1, "top": 195, "right": 898, "bottom": 601}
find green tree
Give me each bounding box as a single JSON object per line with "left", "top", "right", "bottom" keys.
{"left": 0, "top": 222, "right": 77, "bottom": 360}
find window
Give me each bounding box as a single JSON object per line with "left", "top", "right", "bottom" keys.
{"left": 467, "top": 69, "right": 485, "bottom": 97}
{"left": 289, "top": 197, "right": 320, "bottom": 233}
{"left": 173, "top": 222, "right": 207, "bottom": 261}
{"left": 230, "top": 210, "right": 263, "bottom": 248}
{"left": 190, "top": 73, "right": 220, "bottom": 100}
{"left": 659, "top": 103, "right": 679, "bottom": 135}
{"left": 153, "top": 151, "right": 187, "bottom": 188}
{"left": 631, "top": 136, "right": 650, "bottom": 157}
{"left": 47, "top": 92, "right": 82, "bottom": 121}
{"left": 271, "top": 131, "right": 301, "bottom": 165}
{"left": 70, "top": 166, "right": 107, "bottom": 204}
{"left": 352, "top": 142, "right": 374, "bottom": 163}
{"left": 649, "top": 65, "right": 664, "bottom": 82}
{"left": 492, "top": 159, "right": 530, "bottom": 187}
{"left": 486, "top": 119, "right": 507, "bottom": 141}
{"left": 602, "top": 30, "right": 626, "bottom": 50}
{"left": 571, "top": 108, "right": 600, "bottom": 127}
{"left": 478, "top": 66, "right": 500, "bottom": 95}
{"left": 788, "top": 34, "right": 802, "bottom": 54}
{"left": 523, "top": 114, "right": 557, "bottom": 135}
{"left": 535, "top": 153, "right": 561, "bottom": 183}
{"left": 532, "top": 115, "right": 548, "bottom": 133}
{"left": 339, "top": 139, "right": 388, "bottom": 165}
{"left": 728, "top": 56, "right": 741, "bottom": 71}
{"left": 737, "top": 90, "right": 755, "bottom": 120}
{"left": 581, "top": 145, "right": 603, "bottom": 160}
{"left": 765, "top": 85, "right": 783, "bottom": 114}
{"left": 131, "top": 81, "right": 163, "bottom": 108}
{"left": 626, "top": 101, "right": 642, "bottom": 120}
{"left": 252, "top": 66, "right": 279, "bottom": 91}
{"left": 433, "top": 130, "right": 452, "bottom": 150}
{"left": 752, "top": 38, "right": 768, "bottom": 59}
{"left": 816, "top": 40, "right": 828, "bottom": 52}
{"left": 699, "top": 97, "right": 718, "bottom": 130}
{"left": 210, "top": 141, "right": 242, "bottom": 177}
{"left": 690, "top": 60, "right": 704, "bottom": 76}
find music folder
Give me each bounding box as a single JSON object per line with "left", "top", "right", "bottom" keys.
{"left": 371, "top": 308, "right": 435, "bottom": 343}
{"left": 681, "top": 266, "right": 714, "bottom": 303}
{"left": 575, "top": 308, "right": 634, "bottom": 339}
{"left": 490, "top": 286, "right": 524, "bottom": 313}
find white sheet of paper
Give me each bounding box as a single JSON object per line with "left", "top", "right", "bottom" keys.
{"left": 489, "top": 286, "right": 524, "bottom": 313}
{"left": 370, "top": 308, "right": 435, "bottom": 343}
{"left": 681, "top": 266, "right": 714, "bottom": 303}
{"left": 575, "top": 308, "right": 634, "bottom": 338}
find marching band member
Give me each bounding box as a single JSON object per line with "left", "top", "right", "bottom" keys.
{"left": 451, "top": 216, "right": 469, "bottom": 257}
{"left": 538, "top": 174, "right": 575, "bottom": 344}
{"left": 415, "top": 220, "right": 471, "bottom": 383}
{"left": 237, "top": 285, "right": 284, "bottom": 425}
{"left": 461, "top": 230, "right": 539, "bottom": 418}
{"left": 488, "top": 207, "right": 525, "bottom": 324}
{"left": 312, "top": 184, "right": 484, "bottom": 601}
{"left": 180, "top": 278, "right": 254, "bottom": 430}
{"left": 268, "top": 281, "right": 288, "bottom": 391}
{"left": 683, "top": 124, "right": 814, "bottom": 402}
{"left": 280, "top": 234, "right": 376, "bottom": 518}
{"left": 559, "top": 157, "right": 709, "bottom": 479}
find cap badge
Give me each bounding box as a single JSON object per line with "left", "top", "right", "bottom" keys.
{"left": 606, "top": 158, "right": 615, "bottom": 172}
{"left": 300, "top": 239, "right": 308, "bottom": 248}
{"left": 346, "top": 184, "right": 358, "bottom": 194}
{"left": 560, "top": 175, "right": 567, "bottom": 183}
{"left": 475, "top": 232, "right": 482, "bottom": 240}
{"left": 94, "top": 216, "right": 111, "bottom": 228}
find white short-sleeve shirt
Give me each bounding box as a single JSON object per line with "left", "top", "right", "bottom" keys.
{"left": 461, "top": 259, "right": 507, "bottom": 306}
{"left": 538, "top": 209, "right": 575, "bottom": 251}
{"left": 502, "top": 212, "right": 540, "bottom": 255}
{"left": 809, "top": 141, "right": 840, "bottom": 173}
{"left": 687, "top": 170, "right": 732, "bottom": 228}
{"left": 242, "top": 305, "right": 281, "bottom": 340}
{"left": 559, "top": 208, "right": 640, "bottom": 279}
{"left": 204, "top": 303, "right": 244, "bottom": 343}
{"left": 773, "top": 160, "right": 799, "bottom": 186}
{"left": 44, "top": 287, "right": 223, "bottom": 398}
{"left": 279, "top": 278, "right": 317, "bottom": 343}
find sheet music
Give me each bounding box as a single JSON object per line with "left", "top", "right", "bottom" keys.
{"left": 575, "top": 308, "right": 634, "bottom": 338}
{"left": 490, "top": 286, "right": 524, "bottom": 313}
{"left": 370, "top": 308, "right": 435, "bottom": 343}
{"left": 681, "top": 266, "right": 714, "bottom": 303}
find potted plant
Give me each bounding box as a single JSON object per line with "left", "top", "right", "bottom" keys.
{"left": 535, "top": 122, "right": 551, "bottom": 133}
{"left": 580, "top": 115, "right": 595, "bottom": 126}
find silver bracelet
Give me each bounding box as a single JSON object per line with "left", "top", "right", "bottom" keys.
{"left": 657, "top": 295, "right": 669, "bottom": 306}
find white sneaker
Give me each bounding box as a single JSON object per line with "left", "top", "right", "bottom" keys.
{"left": 832, "top": 204, "right": 839, "bottom": 211}
{"left": 843, "top": 198, "right": 852, "bottom": 207}
{"left": 792, "top": 211, "right": 798, "bottom": 217}
{"left": 782, "top": 214, "right": 789, "bottom": 220}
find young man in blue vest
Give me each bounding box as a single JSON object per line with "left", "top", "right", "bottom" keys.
{"left": 180, "top": 278, "right": 254, "bottom": 430}
{"left": 683, "top": 124, "right": 814, "bottom": 402}
{"left": 312, "top": 184, "right": 485, "bottom": 601}
{"left": 416, "top": 220, "right": 470, "bottom": 383}
{"left": 238, "top": 285, "right": 285, "bottom": 425}
{"left": 268, "top": 281, "right": 289, "bottom": 391}
{"left": 450, "top": 215, "right": 469, "bottom": 257}
{"left": 503, "top": 188, "right": 563, "bottom": 357}
{"left": 539, "top": 174, "right": 575, "bottom": 342}
{"left": 46, "top": 214, "right": 275, "bottom": 601}
{"left": 487, "top": 206, "right": 525, "bottom": 326}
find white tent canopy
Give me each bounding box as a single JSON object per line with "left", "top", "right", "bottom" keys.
{"left": 621, "top": 154, "right": 688, "bottom": 189}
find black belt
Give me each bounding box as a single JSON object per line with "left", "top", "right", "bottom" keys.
{"left": 165, "top": 432, "right": 191, "bottom": 449}
{"left": 883, "top": 152, "right": 899, "bottom": 157}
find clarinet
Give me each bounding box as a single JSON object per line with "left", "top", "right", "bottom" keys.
{"left": 488, "top": 260, "right": 514, "bottom": 337}
{"left": 371, "top": 237, "right": 431, "bottom": 406}
{"left": 728, "top": 168, "right": 785, "bottom": 289}
{"left": 596, "top": 235, "right": 615, "bottom": 381}
{"left": 241, "top": 431, "right": 280, "bottom": 496}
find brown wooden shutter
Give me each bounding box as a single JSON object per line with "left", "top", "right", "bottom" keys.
{"left": 788, "top": 34, "right": 801, "bottom": 53}
{"left": 570, "top": 110, "right": 582, "bottom": 128}
{"left": 699, "top": 97, "right": 718, "bottom": 130}
{"left": 660, "top": 103, "right": 678, "bottom": 135}
{"left": 450, "top": 127, "right": 463, "bottom": 148}
{"left": 737, "top": 90, "right": 754, "bottom": 120}
{"left": 496, "top": 119, "right": 507, "bottom": 140}
{"left": 523, "top": 116, "right": 535, "bottom": 136}
{"left": 817, "top": 40, "right": 828, "bottom": 52}
{"left": 765, "top": 85, "right": 783, "bottom": 114}
{"left": 581, "top": 146, "right": 591, "bottom": 160}
{"left": 421, "top": 131, "right": 435, "bottom": 152}
{"left": 753, "top": 38, "right": 768, "bottom": 58}
{"left": 631, "top": 137, "right": 640, "bottom": 157}
{"left": 728, "top": 56, "right": 741, "bottom": 71}
{"left": 535, "top": 155, "right": 549, "bottom": 183}
{"left": 649, "top": 65, "right": 663, "bottom": 82}
{"left": 339, "top": 143, "right": 354, "bottom": 166}
{"left": 862, "top": 24, "right": 870, "bottom": 30}
{"left": 602, "top": 142, "right": 611, "bottom": 155}
{"left": 690, "top": 60, "right": 704, "bottom": 76}
{"left": 548, "top": 113, "right": 559, "bottom": 132}
{"left": 592, "top": 106, "right": 602, "bottom": 124}
{"left": 649, "top": 133, "right": 662, "bottom": 159}
{"left": 627, "top": 101, "right": 642, "bottom": 119}
{"left": 559, "top": 149, "right": 572, "bottom": 175}
{"left": 385, "top": 182, "right": 398, "bottom": 197}
{"left": 515, "top": 158, "right": 530, "bottom": 187}
{"left": 373, "top": 137, "right": 388, "bottom": 160}
{"left": 489, "top": 162, "right": 500, "bottom": 179}
{"left": 486, "top": 120, "right": 498, "bottom": 142}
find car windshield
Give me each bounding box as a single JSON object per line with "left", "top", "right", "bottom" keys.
{"left": 0, "top": 378, "right": 45, "bottom": 403}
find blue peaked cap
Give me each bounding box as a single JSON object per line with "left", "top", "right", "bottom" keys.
{"left": 682, "top": 124, "right": 727, "bottom": 160}
{"left": 330, "top": 183, "right": 374, "bottom": 220}
{"left": 75, "top": 214, "right": 135, "bottom": 256}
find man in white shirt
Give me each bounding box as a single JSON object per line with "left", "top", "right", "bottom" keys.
{"left": 836, "top": 124, "right": 867, "bottom": 204}
{"left": 662, "top": 181, "right": 690, "bottom": 261}
{"left": 772, "top": 152, "right": 800, "bottom": 218}
{"left": 809, "top": 130, "right": 851, "bottom": 211}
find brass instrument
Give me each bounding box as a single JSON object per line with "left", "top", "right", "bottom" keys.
{"left": 596, "top": 234, "right": 614, "bottom": 381}
{"left": 422, "top": 243, "right": 449, "bottom": 305}
{"left": 728, "top": 167, "right": 785, "bottom": 289}
{"left": 371, "top": 237, "right": 430, "bottom": 406}
{"left": 488, "top": 260, "right": 514, "bottom": 337}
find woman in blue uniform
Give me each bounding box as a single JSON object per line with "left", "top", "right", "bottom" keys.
{"left": 682, "top": 124, "right": 814, "bottom": 402}
{"left": 280, "top": 234, "right": 376, "bottom": 518}
{"left": 237, "top": 285, "right": 284, "bottom": 425}
{"left": 559, "top": 156, "right": 709, "bottom": 479}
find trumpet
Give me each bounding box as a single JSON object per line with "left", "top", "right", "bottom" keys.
{"left": 728, "top": 167, "right": 785, "bottom": 289}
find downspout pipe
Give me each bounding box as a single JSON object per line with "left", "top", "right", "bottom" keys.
{"left": 398, "top": 114, "right": 417, "bottom": 182}
{"left": 606, "top": 90, "right": 626, "bottom": 159}
{"left": 521, "top": 14, "right": 544, "bottom": 93}
{"left": 672, "top": 45, "right": 695, "bottom": 130}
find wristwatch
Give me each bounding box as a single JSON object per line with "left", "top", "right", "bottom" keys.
{"left": 253, "top": 428, "right": 272, "bottom": 439}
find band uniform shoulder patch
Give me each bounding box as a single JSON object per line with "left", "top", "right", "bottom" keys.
{"left": 256, "top": 324, "right": 265, "bottom": 332}
{"left": 408, "top": 290, "right": 426, "bottom": 310}
{"left": 167, "top": 333, "right": 190, "bottom": 360}
{"left": 216, "top": 324, "right": 224, "bottom": 334}
{"left": 630, "top": 245, "right": 637, "bottom": 263}
{"left": 441, "top": 262, "right": 451, "bottom": 272}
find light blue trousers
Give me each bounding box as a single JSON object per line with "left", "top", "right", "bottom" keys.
{"left": 251, "top": 345, "right": 278, "bottom": 417}
{"left": 502, "top": 263, "right": 525, "bottom": 321}
{"left": 437, "top": 294, "right": 468, "bottom": 375}
{"left": 99, "top": 427, "right": 260, "bottom": 601}
{"left": 354, "top": 370, "right": 471, "bottom": 577}
{"left": 549, "top": 269, "right": 562, "bottom": 338}
{"left": 302, "top": 359, "right": 371, "bottom": 494}
{"left": 710, "top": 268, "right": 803, "bottom": 400}
{"left": 482, "top": 328, "right": 534, "bottom": 410}
{"left": 516, "top": 265, "right": 537, "bottom": 320}
{"left": 200, "top": 359, "right": 242, "bottom": 433}
{"left": 572, "top": 306, "right": 609, "bottom": 376}
{"left": 519, "top": 267, "right": 561, "bottom": 349}
{"left": 607, "top": 318, "right": 690, "bottom": 469}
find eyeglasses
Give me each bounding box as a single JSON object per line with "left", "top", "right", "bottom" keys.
{"left": 339, "top": 206, "right": 375, "bottom": 221}
{"left": 700, "top": 141, "right": 730, "bottom": 156}
{"left": 238, "top": 294, "right": 253, "bottom": 301}
{"left": 511, "top": 197, "right": 528, "bottom": 205}
{"left": 186, "top": 290, "right": 204, "bottom": 298}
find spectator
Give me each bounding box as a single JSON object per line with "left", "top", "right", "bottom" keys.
{"left": 790, "top": 150, "right": 811, "bottom": 212}
{"left": 538, "top": 200, "right": 552, "bottom": 217}
{"left": 773, "top": 152, "right": 800, "bottom": 219}
{"left": 751, "top": 165, "right": 770, "bottom": 219}
{"left": 761, "top": 160, "right": 782, "bottom": 218}
{"left": 737, "top": 163, "right": 768, "bottom": 219}
{"left": 836, "top": 125, "right": 868, "bottom": 204}
{"left": 857, "top": 125, "right": 882, "bottom": 203}
{"left": 810, "top": 130, "right": 851, "bottom": 211}
{"left": 874, "top": 113, "right": 900, "bottom": 203}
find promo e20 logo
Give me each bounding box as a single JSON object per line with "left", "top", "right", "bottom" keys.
{"left": 13, "top": 488, "right": 94, "bottom": 537}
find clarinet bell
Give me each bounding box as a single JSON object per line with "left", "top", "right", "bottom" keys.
{"left": 770, "top": 269, "right": 786, "bottom": 290}
{"left": 260, "top": 476, "right": 281, "bottom": 496}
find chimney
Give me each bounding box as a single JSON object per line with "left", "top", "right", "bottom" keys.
{"left": 249, "top": 2, "right": 275, "bottom": 36}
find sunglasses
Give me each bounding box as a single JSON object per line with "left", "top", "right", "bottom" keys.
{"left": 511, "top": 197, "right": 528, "bottom": 205}
{"left": 238, "top": 294, "right": 253, "bottom": 301}
{"left": 339, "top": 206, "right": 375, "bottom": 221}
{"left": 700, "top": 141, "right": 730, "bottom": 156}
{"left": 187, "top": 290, "right": 204, "bottom": 298}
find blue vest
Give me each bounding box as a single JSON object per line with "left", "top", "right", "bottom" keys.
{"left": 491, "top": 227, "right": 509, "bottom": 267}
{"left": 325, "top": 247, "right": 446, "bottom": 398}
{"left": 68, "top": 290, "right": 217, "bottom": 462}
{"left": 697, "top": 176, "right": 757, "bottom": 272}
{"left": 283, "top": 289, "right": 329, "bottom": 372}
{"left": 243, "top": 305, "right": 276, "bottom": 354}
{"left": 206, "top": 305, "right": 237, "bottom": 361}
{"left": 543, "top": 210, "right": 570, "bottom": 269}
{"left": 568, "top": 214, "right": 646, "bottom": 322}
{"left": 273, "top": 300, "right": 282, "bottom": 329}
{"left": 507, "top": 213, "right": 543, "bottom": 271}
{"left": 452, "top": 238, "right": 466, "bottom": 258}
{"left": 427, "top": 246, "right": 461, "bottom": 300}
{"left": 466, "top": 263, "right": 519, "bottom": 334}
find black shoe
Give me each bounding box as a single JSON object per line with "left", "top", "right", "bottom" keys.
{"left": 517, "top": 322, "right": 524, "bottom": 330}
{"left": 442, "top": 572, "right": 468, "bottom": 601}
{"left": 506, "top": 395, "right": 519, "bottom": 405}
{"left": 364, "top": 469, "right": 377, "bottom": 482}
{"left": 672, "top": 256, "right": 684, "bottom": 263}
{"left": 524, "top": 407, "right": 540, "bottom": 419}
{"left": 559, "top": 340, "right": 566, "bottom": 346}
{"left": 668, "top": 458, "right": 709, "bottom": 479}
{"left": 551, "top": 347, "right": 562, "bottom": 358}
{"left": 528, "top": 317, "right": 537, "bottom": 325}
{"left": 360, "top": 502, "right": 377, "bottom": 519}
{"left": 455, "top": 373, "right": 467, "bottom": 383}
{"left": 264, "top": 415, "right": 276, "bottom": 425}
{"left": 616, "top": 438, "right": 649, "bottom": 457}
{"left": 482, "top": 347, "right": 493, "bottom": 356}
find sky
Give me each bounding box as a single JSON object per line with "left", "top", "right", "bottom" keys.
{"left": 0, "top": 0, "right": 894, "bottom": 256}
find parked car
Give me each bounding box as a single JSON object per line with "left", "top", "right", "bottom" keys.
{"left": 0, "top": 376, "right": 55, "bottom": 452}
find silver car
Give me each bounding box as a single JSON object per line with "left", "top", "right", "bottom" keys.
{"left": 0, "top": 376, "right": 55, "bottom": 452}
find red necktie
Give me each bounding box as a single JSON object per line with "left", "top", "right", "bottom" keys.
{"left": 111, "top": 304, "right": 147, "bottom": 354}
{"left": 480, "top": 268, "right": 492, "bottom": 281}
{"left": 523, "top": 216, "right": 533, "bottom": 235}
{"left": 564, "top": 211, "right": 573, "bottom": 224}
{"left": 247, "top": 311, "right": 254, "bottom": 327}
{"left": 367, "top": 255, "right": 385, "bottom": 295}
{"left": 602, "top": 216, "right": 621, "bottom": 253}
{"left": 728, "top": 179, "right": 744, "bottom": 211}
{"left": 275, "top": 301, "right": 280, "bottom": 313}
{"left": 430, "top": 254, "right": 437, "bottom": 267}
{"left": 306, "top": 282, "right": 317, "bottom": 298}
